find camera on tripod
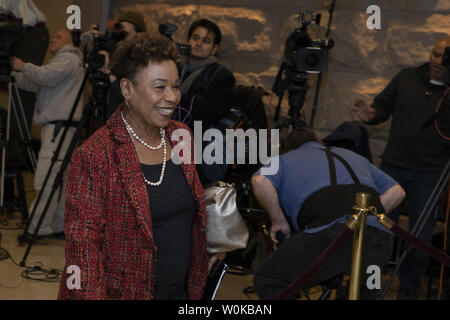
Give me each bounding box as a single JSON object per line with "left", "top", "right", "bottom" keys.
{"left": 79, "top": 22, "right": 128, "bottom": 113}
{"left": 272, "top": 10, "right": 334, "bottom": 127}
{"left": 159, "top": 23, "right": 191, "bottom": 56}
{"left": 0, "top": 11, "right": 24, "bottom": 76}
{"left": 283, "top": 11, "right": 334, "bottom": 75}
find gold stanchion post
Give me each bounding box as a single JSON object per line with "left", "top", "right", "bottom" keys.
{"left": 348, "top": 193, "right": 370, "bottom": 300}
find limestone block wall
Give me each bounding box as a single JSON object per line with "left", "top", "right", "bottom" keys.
{"left": 110, "top": 0, "right": 449, "bottom": 165}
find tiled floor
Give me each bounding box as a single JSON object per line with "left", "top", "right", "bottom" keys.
{"left": 0, "top": 171, "right": 446, "bottom": 300}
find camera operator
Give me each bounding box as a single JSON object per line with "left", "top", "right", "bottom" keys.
{"left": 176, "top": 19, "right": 235, "bottom": 185}
{"left": 0, "top": 0, "right": 49, "bottom": 213}
{"left": 11, "top": 29, "right": 84, "bottom": 243}
{"left": 251, "top": 122, "right": 405, "bottom": 299}
{"left": 353, "top": 36, "right": 450, "bottom": 299}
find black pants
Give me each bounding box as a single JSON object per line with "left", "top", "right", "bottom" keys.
{"left": 253, "top": 223, "right": 394, "bottom": 300}
{"left": 381, "top": 162, "right": 442, "bottom": 290}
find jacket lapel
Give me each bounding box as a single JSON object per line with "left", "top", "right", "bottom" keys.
{"left": 108, "top": 107, "right": 154, "bottom": 241}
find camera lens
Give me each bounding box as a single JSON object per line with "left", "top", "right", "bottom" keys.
{"left": 305, "top": 51, "right": 319, "bottom": 68}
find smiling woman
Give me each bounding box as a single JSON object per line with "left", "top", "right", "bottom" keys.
{"left": 57, "top": 32, "right": 214, "bottom": 300}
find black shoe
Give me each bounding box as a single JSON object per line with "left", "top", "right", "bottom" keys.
{"left": 50, "top": 231, "right": 65, "bottom": 240}
{"left": 17, "top": 232, "right": 49, "bottom": 245}
{"left": 397, "top": 287, "right": 418, "bottom": 300}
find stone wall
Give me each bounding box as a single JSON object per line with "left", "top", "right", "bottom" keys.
{"left": 110, "top": 0, "right": 449, "bottom": 165}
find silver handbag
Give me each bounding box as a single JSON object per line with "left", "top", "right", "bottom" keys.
{"left": 205, "top": 181, "right": 249, "bottom": 254}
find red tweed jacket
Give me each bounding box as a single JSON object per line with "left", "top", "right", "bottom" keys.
{"left": 58, "top": 107, "right": 208, "bottom": 299}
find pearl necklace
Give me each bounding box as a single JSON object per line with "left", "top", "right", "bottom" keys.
{"left": 121, "top": 112, "right": 167, "bottom": 186}
{"left": 121, "top": 112, "right": 165, "bottom": 150}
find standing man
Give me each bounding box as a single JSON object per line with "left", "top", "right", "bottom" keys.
{"left": 177, "top": 19, "right": 235, "bottom": 184}
{"left": 353, "top": 36, "right": 450, "bottom": 299}
{"left": 252, "top": 123, "right": 405, "bottom": 300}
{"left": 179, "top": 19, "right": 235, "bottom": 128}
{"left": 11, "top": 29, "right": 85, "bottom": 243}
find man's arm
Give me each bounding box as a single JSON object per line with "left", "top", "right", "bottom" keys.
{"left": 17, "top": 53, "right": 78, "bottom": 88}
{"left": 251, "top": 175, "right": 291, "bottom": 248}
{"left": 11, "top": 71, "right": 39, "bottom": 93}
{"left": 380, "top": 184, "right": 405, "bottom": 214}
{"left": 369, "top": 161, "right": 406, "bottom": 214}
{"left": 353, "top": 71, "right": 401, "bottom": 125}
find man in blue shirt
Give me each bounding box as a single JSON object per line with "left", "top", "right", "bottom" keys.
{"left": 252, "top": 124, "right": 405, "bottom": 299}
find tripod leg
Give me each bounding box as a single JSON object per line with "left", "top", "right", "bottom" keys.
{"left": 12, "top": 83, "right": 37, "bottom": 169}
{"left": 10, "top": 89, "right": 34, "bottom": 170}
{"left": 0, "top": 82, "right": 14, "bottom": 209}
{"left": 26, "top": 124, "right": 75, "bottom": 235}
{"left": 19, "top": 70, "right": 88, "bottom": 241}
{"left": 379, "top": 161, "right": 450, "bottom": 299}
{"left": 21, "top": 101, "right": 93, "bottom": 266}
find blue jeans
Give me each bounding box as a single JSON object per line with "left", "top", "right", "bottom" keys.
{"left": 380, "top": 162, "right": 443, "bottom": 290}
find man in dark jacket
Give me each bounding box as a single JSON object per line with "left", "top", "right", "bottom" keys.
{"left": 353, "top": 36, "right": 450, "bottom": 299}
{"left": 176, "top": 19, "right": 235, "bottom": 184}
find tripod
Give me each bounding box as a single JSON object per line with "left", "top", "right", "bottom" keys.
{"left": 18, "top": 67, "right": 89, "bottom": 265}
{"left": 379, "top": 159, "right": 450, "bottom": 299}
{"left": 0, "top": 75, "right": 37, "bottom": 219}
{"left": 18, "top": 64, "right": 110, "bottom": 266}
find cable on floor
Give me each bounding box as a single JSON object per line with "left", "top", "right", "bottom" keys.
{"left": 0, "top": 245, "right": 62, "bottom": 285}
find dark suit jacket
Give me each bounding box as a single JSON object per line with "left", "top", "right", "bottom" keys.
{"left": 58, "top": 106, "right": 208, "bottom": 299}
{"left": 181, "top": 63, "right": 235, "bottom": 129}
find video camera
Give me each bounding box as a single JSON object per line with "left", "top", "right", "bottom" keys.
{"left": 0, "top": 11, "right": 24, "bottom": 76}
{"left": 283, "top": 11, "right": 334, "bottom": 75}
{"left": 80, "top": 22, "right": 130, "bottom": 105}
{"left": 159, "top": 23, "right": 191, "bottom": 56}
{"left": 81, "top": 23, "right": 125, "bottom": 73}
{"left": 272, "top": 10, "right": 334, "bottom": 126}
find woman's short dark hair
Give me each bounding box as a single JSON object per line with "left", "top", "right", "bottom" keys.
{"left": 187, "top": 19, "right": 222, "bottom": 45}
{"left": 110, "top": 32, "right": 179, "bottom": 83}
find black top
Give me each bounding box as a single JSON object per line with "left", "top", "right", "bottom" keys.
{"left": 368, "top": 63, "right": 450, "bottom": 171}
{"left": 141, "top": 159, "right": 196, "bottom": 300}
{"left": 176, "top": 63, "right": 235, "bottom": 186}
{"left": 180, "top": 62, "right": 235, "bottom": 130}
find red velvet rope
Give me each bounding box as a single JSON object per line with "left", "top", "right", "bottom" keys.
{"left": 270, "top": 224, "right": 353, "bottom": 300}
{"left": 391, "top": 223, "right": 450, "bottom": 267}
